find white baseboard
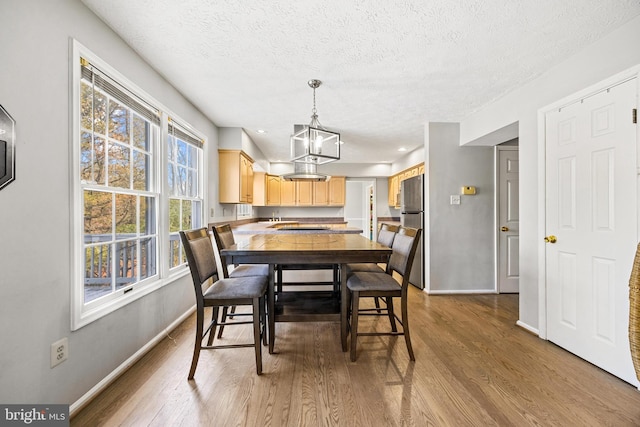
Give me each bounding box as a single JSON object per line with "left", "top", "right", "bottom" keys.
{"left": 70, "top": 306, "right": 195, "bottom": 417}
{"left": 516, "top": 320, "right": 539, "bottom": 336}
{"left": 425, "top": 289, "right": 497, "bottom": 295}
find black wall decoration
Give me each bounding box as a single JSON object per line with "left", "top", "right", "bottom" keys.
{"left": 0, "top": 104, "right": 15, "bottom": 190}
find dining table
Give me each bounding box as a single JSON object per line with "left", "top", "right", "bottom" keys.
{"left": 220, "top": 233, "right": 393, "bottom": 353}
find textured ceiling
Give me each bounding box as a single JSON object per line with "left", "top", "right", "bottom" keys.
{"left": 81, "top": 0, "right": 640, "bottom": 164}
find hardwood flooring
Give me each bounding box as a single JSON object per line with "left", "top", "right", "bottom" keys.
{"left": 71, "top": 287, "right": 640, "bottom": 426}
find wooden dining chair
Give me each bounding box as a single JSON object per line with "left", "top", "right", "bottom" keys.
{"left": 212, "top": 224, "right": 270, "bottom": 339}
{"left": 345, "top": 223, "right": 399, "bottom": 275}
{"left": 345, "top": 223, "right": 399, "bottom": 312}
{"left": 180, "top": 228, "right": 267, "bottom": 378}
{"left": 211, "top": 224, "right": 270, "bottom": 279}
{"left": 347, "top": 226, "right": 422, "bottom": 362}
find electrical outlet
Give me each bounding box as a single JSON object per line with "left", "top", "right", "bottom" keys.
{"left": 50, "top": 337, "right": 68, "bottom": 368}
{"left": 210, "top": 208, "right": 215, "bottom": 218}
{"left": 450, "top": 195, "right": 461, "bottom": 205}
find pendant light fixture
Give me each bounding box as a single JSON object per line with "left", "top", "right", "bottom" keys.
{"left": 290, "top": 79, "right": 340, "bottom": 165}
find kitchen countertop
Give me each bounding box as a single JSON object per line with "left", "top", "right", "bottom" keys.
{"left": 232, "top": 221, "right": 363, "bottom": 235}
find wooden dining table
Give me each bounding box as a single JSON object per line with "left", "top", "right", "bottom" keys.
{"left": 220, "top": 233, "right": 392, "bottom": 353}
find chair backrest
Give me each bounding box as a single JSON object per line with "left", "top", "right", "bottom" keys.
{"left": 211, "top": 224, "right": 235, "bottom": 278}
{"left": 180, "top": 228, "right": 219, "bottom": 302}
{"left": 387, "top": 226, "right": 422, "bottom": 283}
{"left": 377, "top": 223, "right": 399, "bottom": 248}
{"left": 212, "top": 224, "right": 236, "bottom": 250}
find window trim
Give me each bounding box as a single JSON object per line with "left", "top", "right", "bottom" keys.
{"left": 70, "top": 39, "right": 207, "bottom": 330}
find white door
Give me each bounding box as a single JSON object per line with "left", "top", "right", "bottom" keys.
{"left": 498, "top": 148, "right": 519, "bottom": 293}
{"left": 545, "top": 77, "right": 638, "bottom": 385}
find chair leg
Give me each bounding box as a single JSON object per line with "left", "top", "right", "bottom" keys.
{"left": 260, "top": 296, "right": 268, "bottom": 347}
{"left": 207, "top": 307, "right": 219, "bottom": 346}
{"left": 276, "top": 265, "right": 283, "bottom": 295}
{"left": 188, "top": 307, "right": 205, "bottom": 380}
{"left": 374, "top": 297, "right": 381, "bottom": 313}
{"left": 401, "top": 296, "right": 415, "bottom": 361}
{"left": 252, "top": 298, "right": 263, "bottom": 375}
{"left": 217, "top": 306, "right": 228, "bottom": 339}
{"left": 386, "top": 297, "right": 397, "bottom": 332}
{"left": 228, "top": 305, "right": 237, "bottom": 319}
{"left": 350, "top": 291, "right": 360, "bottom": 362}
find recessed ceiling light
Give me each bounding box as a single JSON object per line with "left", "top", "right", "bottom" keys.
{"left": 398, "top": 147, "right": 407, "bottom": 152}
{"left": 257, "top": 129, "right": 266, "bottom": 134}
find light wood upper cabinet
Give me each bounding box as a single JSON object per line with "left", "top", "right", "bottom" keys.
{"left": 280, "top": 179, "right": 296, "bottom": 206}
{"left": 313, "top": 180, "right": 329, "bottom": 205}
{"left": 266, "top": 174, "right": 281, "bottom": 206}
{"left": 219, "top": 150, "right": 254, "bottom": 204}
{"left": 328, "top": 176, "right": 345, "bottom": 206}
{"left": 253, "top": 171, "right": 266, "bottom": 206}
{"left": 296, "top": 181, "right": 313, "bottom": 206}
{"left": 260, "top": 175, "right": 346, "bottom": 206}
{"left": 388, "top": 162, "right": 424, "bottom": 207}
{"left": 312, "top": 176, "right": 345, "bottom": 206}
{"left": 388, "top": 175, "right": 400, "bottom": 207}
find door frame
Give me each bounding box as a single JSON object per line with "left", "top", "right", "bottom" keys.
{"left": 495, "top": 144, "right": 519, "bottom": 293}
{"left": 344, "top": 178, "right": 377, "bottom": 240}
{"left": 536, "top": 65, "right": 640, "bottom": 340}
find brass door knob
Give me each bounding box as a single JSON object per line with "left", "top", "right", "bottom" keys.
{"left": 501, "top": 226, "right": 509, "bottom": 232}
{"left": 544, "top": 235, "right": 557, "bottom": 244}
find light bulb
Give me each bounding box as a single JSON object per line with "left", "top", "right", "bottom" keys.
{"left": 314, "top": 135, "right": 323, "bottom": 153}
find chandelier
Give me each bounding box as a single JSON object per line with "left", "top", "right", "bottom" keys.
{"left": 290, "top": 79, "right": 340, "bottom": 165}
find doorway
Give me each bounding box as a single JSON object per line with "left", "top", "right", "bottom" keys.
{"left": 345, "top": 179, "right": 376, "bottom": 239}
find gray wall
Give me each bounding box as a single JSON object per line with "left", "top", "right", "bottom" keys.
{"left": 458, "top": 14, "right": 640, "bottom": 331}
{"left": 426, "top": 123, "right": 495, "bottom": 292}
{"left": 0, "top": 0, "right": 219, "bottom": 406}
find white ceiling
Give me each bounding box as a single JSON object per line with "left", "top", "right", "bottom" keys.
{"left": 81, "top": 0, "right": 640, "bottom": 164}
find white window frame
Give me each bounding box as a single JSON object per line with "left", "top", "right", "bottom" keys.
{"left": 70, "top": 40, "right": 207, "bottom": 330}
{"left": 167, "top": 119, "right": 205, "bottom": 270}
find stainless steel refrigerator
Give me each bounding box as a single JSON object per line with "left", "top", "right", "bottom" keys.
{"left": 400, "top": 175, "right": 424, "bottom": 289}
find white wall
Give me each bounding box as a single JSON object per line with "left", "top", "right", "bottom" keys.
{"left": 0, "top": 0, "right": 219, "bottom": 406}
{"left": 391, "top": 147, "right": 425, "bottom": 175}
{"left": 458, "top": 15, "right": 640, "bottom": 330}
{"left": 218, "top": 127, "right": 270, "bottom": 172}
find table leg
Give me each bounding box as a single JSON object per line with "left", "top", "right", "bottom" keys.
{"left": 268, "top": 263, "right": 276, "bottom": 354}
{"left": 340, "top": 263, "right": 348, "bottom": 352}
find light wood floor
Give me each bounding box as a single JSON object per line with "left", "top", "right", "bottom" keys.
{"left": 71, "top": 287, "right": 640, "bottom": 426}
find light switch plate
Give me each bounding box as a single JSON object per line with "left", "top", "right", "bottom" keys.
{"left": 450, "top": 195, "right": 461, "bottom": 205}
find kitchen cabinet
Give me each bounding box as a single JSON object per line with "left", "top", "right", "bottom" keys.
{"left": 312, "top": 176, "right": 345, "bottom": 206}
{"left": 388, "top": 175, "right": 400, "bottom": 208}
{"left": 259, "top": 175, "right": 346, "bottom": 206}
{"left": 388, "top": 163, "right": 424, "bottom": 207}
{"left": 295, "top": 181, "right": 313, "bottom": 206}
{"left": 328, "top": 176, "right": 345, "bottom": 206}
{"left": 219, "top": 150, "right": 254, "bottom": 204}
{"left": 266, "top": 174, "right": 281, "bottom": 206}
{"left": 253, "top": 171, "right": 266, "bottom": 206}
{"left": 280, "top": 179, "right": 296, "bottom": 206}
{"left": 313, "top": 180, "right": 329, "bottom": 205}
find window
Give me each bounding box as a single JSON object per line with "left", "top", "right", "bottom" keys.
{"left": 72, "top": 41, "right": 205, "bottom": 329}
{"left": 168, "top": 121, "right": 203, "bottom": 269}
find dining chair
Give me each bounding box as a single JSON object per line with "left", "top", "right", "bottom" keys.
{"left": 345, "top": 223, "right": 399, "bottom": 275}
{"left": 212, "top": 224, "right": 270, "bottom": 338}
{"left": 347, "top": 226, "right": 422, "bottom": 362}
{"left": 180, "top": 227, "right": 267, "bottom": 378}
{"left": 345, "top": 223, "right": 399, "bottom": 312}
